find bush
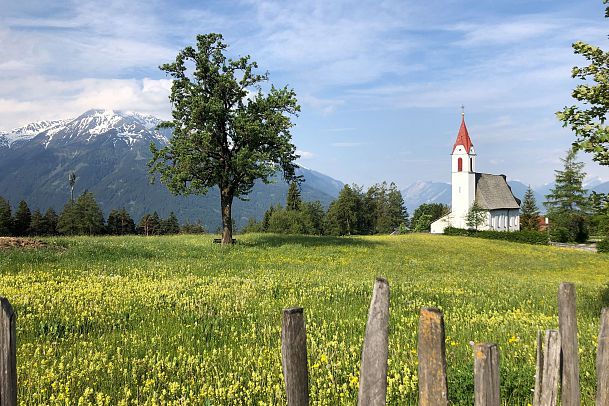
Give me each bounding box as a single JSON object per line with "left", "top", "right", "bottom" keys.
{"left": 444, "top": 227, "right": 549, "bottom": 245}
{"left": 597, "top": 239, "right": 609, "bottom": 253}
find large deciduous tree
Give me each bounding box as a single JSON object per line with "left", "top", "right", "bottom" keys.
{"left": 149, "top": 33, "right": 300, "bottom": 244}
{"left": 557, "top": 1, "right": 609, "bottom": 164}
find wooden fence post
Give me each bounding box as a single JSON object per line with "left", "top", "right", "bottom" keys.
{"left": 558, "top": 282, "right": 580, "bottom": 406}
{"left": 0, "top": 297, "right": 16, "bottom": 406}
{"left": 417, "top": 307, "right": 448, "bottom": 406}
{"left": 281, "top": 307, "right": 309, "bottom": 406}
{"left": 474, "top": 343, "right": 500, "bottom": 406}
{"left": 534, "top": 330, "right": 542, "bottom": 406}
{"left": 597, "top": 308, "right": 609, "bottom": 406}
{"left": 357, "top": 277, "right": 390, "bottom": 406}
{"left": 539, "top": 330, "right": 561, "bottom": 406}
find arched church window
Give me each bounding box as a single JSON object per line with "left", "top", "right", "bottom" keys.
{"left": 458, "top": 158, "right": 462, "bottom": 172}
{"left": 470, "top": 158, "right": 473, "bottom": 171}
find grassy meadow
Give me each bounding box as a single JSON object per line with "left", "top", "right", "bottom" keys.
{"left": 1, "top": 233, "right": 609, "bottom": 405}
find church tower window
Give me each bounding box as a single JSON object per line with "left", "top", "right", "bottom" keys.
{"left": 458, "top": 157, "right": 463, "bottom": 172}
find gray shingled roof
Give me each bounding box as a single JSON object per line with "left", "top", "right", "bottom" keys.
{"left": 475, "top": 173, "right": 521, "bottom": 210}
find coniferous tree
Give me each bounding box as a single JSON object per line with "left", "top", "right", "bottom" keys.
{"left": 545, "top": 149, "right": 589, "bottom": 242}
{"left": 520, "top": 186, "right": 541, "bottom": 231}
{"left": 261, "top": 205, "right": 278, "bottom": 232}
{"left": 138, "top": 212, "right": 161, "bottom": 236}
{"left": 386, "top": 182, "right": 408, "bottom": 232}
{"left": 0, "top": 197, "right": 12, "bottom": 236}
{"left": 29, "top": 209, "right": 45, "bottom": 236}
{"left": 302, "top": 201, "right": 325, "bottom": 235}
{"left": 180, "top": 221, "right": 206, "bottom": 234}
{"left": 107, "top": 209, "right": 136, "bottom": 235}
{"left": 326, "top": 185, "right": 362, "bottom": 235}
{"left": 43, "top": 208, "right": 59, "bottom": 236}
{"left": 286, "top": 182, "right": 302, "bottom": 211}
{"left": 57, "top": 201, "right": 80, "bottom": 235}
{"left": 162, "top": 212, "right": 181, "bottom": 234}
{"left": 14, "top": 200, "right": 32, "bottom": 236}
{"left": 77, "top": 191, "right": 105, "bottom": 235}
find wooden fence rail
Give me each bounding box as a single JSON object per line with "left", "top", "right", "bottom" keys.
{"left": 0, "top": 280, "right": 608, "bottom": 405}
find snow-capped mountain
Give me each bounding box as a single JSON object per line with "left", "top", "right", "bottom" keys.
{"left": 401, "top": 181, "right": 451, "bottom": 210}
{"left": 0, "top": 110, "right": 343, "bottom": 230}
{"left": 1, "top": 119, "right": 69, "bottom": 148}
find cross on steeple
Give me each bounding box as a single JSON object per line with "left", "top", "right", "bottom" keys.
{"left": 461, "top": 104, "right": 465, "bottom": 117}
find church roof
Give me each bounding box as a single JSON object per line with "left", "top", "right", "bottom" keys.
{"left": 452, "top": 116, "right": 473, "bottom": 154}
{"left": 475, "top": 173, "right": 521, "bottom": 210}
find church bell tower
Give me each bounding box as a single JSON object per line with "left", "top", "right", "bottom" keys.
{"left": 451, "top": 110, "right": 476, "bottom": 228}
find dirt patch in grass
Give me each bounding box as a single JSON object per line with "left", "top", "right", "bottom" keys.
{"left": 0, "top": 237, "right": 47, "bottom": 249}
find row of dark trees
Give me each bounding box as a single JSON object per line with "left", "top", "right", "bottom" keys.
{"left": 0, "top": 191, "right": 203, "bottom": 237}
{"left": 243, "top": 182, "right": 409, "bottom": 236}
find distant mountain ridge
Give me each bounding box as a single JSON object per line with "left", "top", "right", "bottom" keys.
{"left": 0, "top": 110, "right": 343, "bottom": 230}
{"left": 401, "top": 178, "right": 609, "bottom": 213}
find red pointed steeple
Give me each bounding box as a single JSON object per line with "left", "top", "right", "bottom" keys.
{"left": 452, "top": 114, "right": 473, "bottom": 154}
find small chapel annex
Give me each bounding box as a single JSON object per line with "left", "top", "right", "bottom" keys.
{"left": 430, "top": 113, "right": 521, "bottom": 233}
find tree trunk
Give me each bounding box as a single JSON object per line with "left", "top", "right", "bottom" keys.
{"left": 221, "top": 187, "right": 234, "bottom": 244}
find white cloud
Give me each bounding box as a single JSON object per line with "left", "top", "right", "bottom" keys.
{"left": 296, "top": 150, "right": 315, "bottom": 159}
{"left": 0, "top": 76, "right": 171, "bottom": 129}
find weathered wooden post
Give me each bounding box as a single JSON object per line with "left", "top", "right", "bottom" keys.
{"left": 0, "top": 297, "right": 16, "bottom": 406}
{"left": 539, "top": 330, "right": 561, "bottom": 406}
{"left": 417, "top": 307, "right": 448, "bottom": 406}
{"left": 597, "top": 307, "right": 609, "bottom": 406}
{"left": 473, "top": 343, "right": 500, "bottom": 406}
{"left": 357, "top": 277, "right": 390, "bottom": 406}
{"left": 558, "top": 282, "right": 580, "bottom": 406}
{"left": 281, "top": 307, "right": 309, "bottom": 406}
{"left": 534, "top": 330, "right": 542, "bottom": 406}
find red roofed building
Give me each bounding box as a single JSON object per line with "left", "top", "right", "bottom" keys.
{"left": 431, "top": 113, "right": 521, "bottom": 233}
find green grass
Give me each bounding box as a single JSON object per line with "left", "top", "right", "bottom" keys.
{"left": 1, "top": 233, "right": 609, "bottom": 405}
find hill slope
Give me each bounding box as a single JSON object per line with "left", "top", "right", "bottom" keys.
{"left": 0, "top": 110, "right": 343, "bottom": 230}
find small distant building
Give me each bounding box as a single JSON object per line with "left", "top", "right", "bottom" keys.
{"left": 431, "top": 114, "right": 521, "bottom": 233}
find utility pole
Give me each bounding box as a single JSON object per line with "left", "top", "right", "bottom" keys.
{"left": 68, "top": 172, "right": 77, "bottom": 202}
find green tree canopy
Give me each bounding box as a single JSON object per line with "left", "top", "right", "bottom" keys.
{"left": 14, "top": 200, "right": 32, "bottom": 236}
{"left": 149, "top": 33, "right": 300, "bottom": 244}
{"left": 29, "top": 209, "right": 45, "bottom": 236}
{"left": 466, "top": 201, "right": 486, "bottom": 231}
{"left": 161, "top": 212, "right": 181, "bottom": 235}
{"left": 77, "top": 191, "right": 105, "bottom": 235}
{"left": 326, "top": 185, "right": 362, "bottom": 236}
{"left": 57, "top": 201, "right": 80, "bottom": 236}
{"left": 0, "top": 197, "right": 12, "bottom": 236}
{"left": 286, "top": 182, "right": 302, "bottom": 211}
{"left": 589, "top": 192, "right": 609, "bottom": 237}
{"left": 411, "top": 203, "right": 450, "bottom": 232}
{"left": 43, "top": 208, "right": 59, "bottom": 236}
{"left": 138, "top": 212, "right": 161, "bottom": 236}
{"left": 57, "top": 191, "right": 105, "bottom": 236}
{"left": 520, "top": 186, "right": 540, "bottom": 231}
{"left": 107, "top": 208, "right": 136, "bottom": 235}
{"left": 544, "top": 149, "right": 589, "bottom": 242}
{"left": 558, "top": 2, "right": 609, "bottom": 165}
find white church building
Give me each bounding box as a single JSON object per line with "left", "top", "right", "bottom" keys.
{"left": 430, "top": 114, "right": 521, "bottom": 233}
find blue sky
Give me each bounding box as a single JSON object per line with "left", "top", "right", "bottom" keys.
{"left": 1, "top": 0, "right": 609, "bottom": 188}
